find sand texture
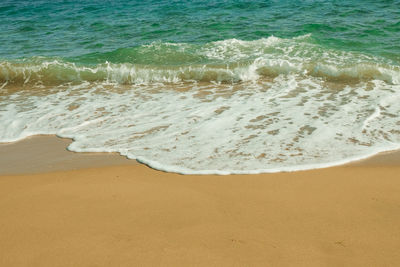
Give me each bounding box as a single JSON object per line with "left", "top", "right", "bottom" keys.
{"left": 1, "top": 136, "right": 400, "bottom": 266}
{"left": 0, "top": 135, "right": 136, "bottom": 175}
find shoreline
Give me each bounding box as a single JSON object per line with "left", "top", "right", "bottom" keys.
{"left": 0, "top": 135, "right": 137, "bottom": 175}
{"left": 1, "top": 135, "right": 400, "bottom": 266}
{"left": 1, "top": 134, "right": 400, "bottom": 175}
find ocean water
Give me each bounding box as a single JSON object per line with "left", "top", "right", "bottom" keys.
{"left": 1, "top": 0, "right": 400, "bottom": 174}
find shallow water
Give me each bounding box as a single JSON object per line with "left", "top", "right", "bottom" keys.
{"left": 1, "top": 1, "right": 400, "bottom": 174}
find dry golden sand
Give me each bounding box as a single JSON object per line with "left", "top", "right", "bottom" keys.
{"left": 1, "top": 136, "right": 400, "bottom": 266}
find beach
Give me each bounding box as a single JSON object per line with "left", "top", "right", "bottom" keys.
{"left": 2, "top": 1, "right": 400, "bottom": 266}
{"left": 1, "top": 136, "right": 400, "bottom": 266}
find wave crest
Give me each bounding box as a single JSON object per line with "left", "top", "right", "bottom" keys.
{"left": 1, "top": 35, "right": 399, "bottom": 86}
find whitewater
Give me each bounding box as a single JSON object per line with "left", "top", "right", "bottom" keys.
{"left": 1, "top": 36, "right": 400, "bottom": 174}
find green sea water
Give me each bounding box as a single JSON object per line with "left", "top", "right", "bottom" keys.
{"left": 1, "top": 0, "right": 400, "bottom": 63}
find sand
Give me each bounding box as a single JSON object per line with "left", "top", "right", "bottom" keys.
{"left": 0, "top": 135, "right": 137, "bottom": 175}
{"left": 1, "top": 136, "right": 400, "bottom": 266}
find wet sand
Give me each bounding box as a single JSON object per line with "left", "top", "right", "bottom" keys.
{"left": 1, "top": 136, "right": 400, "bottom": 266}
{"left": 0, "top": 135, "right": 137, "bottom": 175}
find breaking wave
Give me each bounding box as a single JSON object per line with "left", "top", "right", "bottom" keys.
{"left": 1, "top": 36, "right": 399, "bottom": 86}
{"left": 1, "top": 35, "right": 400, "bottom": 174}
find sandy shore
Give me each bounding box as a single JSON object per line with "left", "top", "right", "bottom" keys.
{"left": 0, "top": 135, "right": 137, "bottom": 175}
{"left": 1, "top": 136, "right": 400, "bottom": 266}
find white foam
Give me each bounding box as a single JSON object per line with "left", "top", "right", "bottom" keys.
{"left": 2, "top": 35, "right": 399, "bottom": 86}
{"left": 1, "top": 72, "right": 400, "bottom": 174}
{"left": 1, "top": 37, "right": 400, "bottom": 174}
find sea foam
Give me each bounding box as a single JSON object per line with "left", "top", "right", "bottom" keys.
{"left": 1, "top": 36, "right": 399, "bottom": 86}
{"left": 1, "top": 36, "right": 400, "bottom": 174}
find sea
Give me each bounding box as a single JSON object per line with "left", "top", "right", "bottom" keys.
{"left": 1, "top": 0, "right": 400, "bottom": 174}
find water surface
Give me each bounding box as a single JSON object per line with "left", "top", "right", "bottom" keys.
{"left": 1, "top": 0, "right": 400, "bottom": 174}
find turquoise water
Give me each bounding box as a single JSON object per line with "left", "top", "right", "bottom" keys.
{"left": 1, "top": 0, "right": 400, "bottom": 62}
{"left": 1, "top": 1, "right": 400, "bottom": 174}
